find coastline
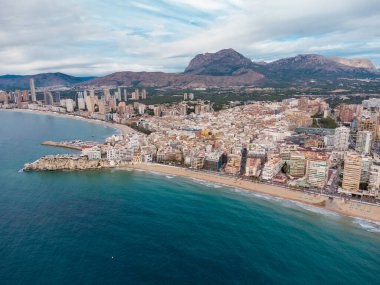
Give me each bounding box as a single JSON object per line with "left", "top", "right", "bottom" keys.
{"left": 6, "top": 107, "right": 380, "bottom": 224}
{"left": 0, "top": 108, "right": 136, "bottom": 135}
{"left": 125, "top": 163, "right": 380, "bottom": 223}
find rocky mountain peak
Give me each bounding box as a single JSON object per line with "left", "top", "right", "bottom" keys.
{"left": 184, "top": 48, "right": 254, "bottom": 76}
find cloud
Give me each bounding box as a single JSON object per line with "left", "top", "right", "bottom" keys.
{"left": 0, "top": 0, "right": 379, "bottom": 76}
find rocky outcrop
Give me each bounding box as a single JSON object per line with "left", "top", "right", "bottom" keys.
{"left": 24, "top": 156, "right": 113, "bottom": 171}
{"left": 330, "top": 57, "right": 377, "bottom": 72}
{"left": 184, "top": 48, "right": 255, "bottom": 76}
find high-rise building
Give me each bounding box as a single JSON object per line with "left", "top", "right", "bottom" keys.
{"left": 30, "top": 78, "right": 36, "bottom": 102}
{"left": 43, "top": 89, "right": 54, "bottom": 106}
{"left": 141, "top": 88, "right": 147, "bottom": 99}
{"left": 66, "top": 99, "right": 75, "bottom": 112}
{"left": 358, "top": 116, "right": 376, "bottom": 135}
{"left": 85, "top": 93, "right": 94, "bottom": 113}
{"left": 369, "top": 160, "right": 380, "bottom": 197}
{"left": 22, "top": 90, "right": 28, "bottom": 102}
{"left": 289, "top": 151, "right": 306, "bottom": 177}
{"left": 360, "top": 156, "right": 372, "bottom": 183}
{"left": 0, "top": 91, "right": 8, "bottom": 103}
{"left": 188, "top": 93, "right": 194, "bottom": 100}
{"left": 138, "top": 104, "right": 146, "bottom": 115}
{"left": 131, "top": 91, "right": 139, "bottom": 100}
{"left": 334, "top": 126, "right": 350, "bottom": 151}
{"left": 153, "top": 106, "right": 161, "bottom": 116}
{"left": 117, "top": 87, "right": 122, "bottom": 101}
{"left": 117, "top": 102, "right": 126, "bottom": 114}
{"left": 103, "top": 89, "right": 111, "bottom": 102}
{"left": 342, "top": 152, "right": 362, "bottom": 192}
{"left": 307, "top": 159, "right": 328, "bottom": 188}
{"left": 183, "top": 93, "right": 188, "bottom": 100}
{"left": 356, "top": 131, "right": 372, "bottom": 154}
{"left": 77, "top": 92, "right": 86, "bottom": 110}
{"left": 179, "top": 103, "right": 187, "bottom": 116}
{"left": 134, "top": 88, "right": 140, "bottom": 100}
{"left": 261, "top": 157, "right": 284, "bottom": 180}
{"left": 109, "top": 97, "right": 117, "bottom": 112}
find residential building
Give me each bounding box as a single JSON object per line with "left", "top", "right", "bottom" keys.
{"left": 342, "top": 152, "right": 362, "bottom": 192}
{"left": 334, "top": 126, "right": 350, "bottom": 151}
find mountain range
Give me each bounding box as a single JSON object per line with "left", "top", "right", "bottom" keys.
{"left": 0, "top": 73, "right": 94, "bottom": 90}
{"left": 1, "top": 49, "right": 379, "bottom": 90}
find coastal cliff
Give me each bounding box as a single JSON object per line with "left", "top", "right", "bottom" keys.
{"left": 24, "top": 156, "right": 113, "bottom": 171}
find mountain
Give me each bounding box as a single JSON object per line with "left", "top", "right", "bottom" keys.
{"left": 85, "top": 49, "right": 265, "bottom": 88}
{"left": 184, "top": 48, "right": 257, "bottom": 76}
{"left": 255, "top": 54, "right": 379, "bottom": 83}
{"left": 0, "top": 72, "right": 95, "bottom": 90}
{"left": 2, "top": 49, "right": 379, "bottom": 89}
{"left": 183, "top": 50, "right": 379, "bottom": 85}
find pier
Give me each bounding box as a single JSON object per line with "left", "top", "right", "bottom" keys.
{"left": 41, "top": 140, "right": 99, "bottom": 151}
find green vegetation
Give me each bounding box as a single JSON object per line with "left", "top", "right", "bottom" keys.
{"left": 128, "top": 122, "right": 153, "bottom": 135}
{"left": 312, "top": 116, "right": 338, "bottom": 129}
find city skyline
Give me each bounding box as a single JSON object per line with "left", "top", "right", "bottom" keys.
{"left": 1, "top": 0, "right": 380, "bottom": 76}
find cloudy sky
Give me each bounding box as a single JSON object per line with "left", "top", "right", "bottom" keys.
{"left": 1, "top": 0, "right": 379, "bottom": 76}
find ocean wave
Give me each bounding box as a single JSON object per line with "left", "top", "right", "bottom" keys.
{"left": 166, "top": 175, "right": 175, "bottom": 179}
{"left": 227, "top": 187, "right": 341, "bottom": 219}
{"left": 352, "top": 218, "right": 380, "bottom": 233}
{"left": 191, "top": 178, "right": 223, "bottom": 188}
{"left": 294, "top": 203, "right": 340, "bottom": 218}
{"left": 149, "top": 171, "right": 166, "bottom": 176}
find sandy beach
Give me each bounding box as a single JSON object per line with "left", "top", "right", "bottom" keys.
{"left": 3, "top": 107, "right": 380, "bottom": 223}
{"left": 126, "top": 163, "right": 380, "bottom": 223}
{"left": 0, "top": 108, "right": 136, "bottom": 135}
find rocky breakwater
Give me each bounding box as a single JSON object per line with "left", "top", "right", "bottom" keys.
{"left": 24, "top": 155, "right": 113, "bottom": 171}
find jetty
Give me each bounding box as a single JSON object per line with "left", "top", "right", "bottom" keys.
{"left": 41, "top": 140, "right": 99, "bottom": 151}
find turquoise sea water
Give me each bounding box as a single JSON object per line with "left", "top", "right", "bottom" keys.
{"left": 0, "top": 110, "right": 379, "bottom": 285}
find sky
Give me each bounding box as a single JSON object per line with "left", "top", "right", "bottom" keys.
{"left": 1, "top": 0, "right": 380, "bottom": 76}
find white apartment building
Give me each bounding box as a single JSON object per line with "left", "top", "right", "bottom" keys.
{"left": 334, "top": 126, "right": 350, "bottom": 151}
{"left": 369, "top": 161, "right": 380, "bottom": 197}
{"left": 356, "top": 131, "right": 372, "bottom": 154}
{"left": 261, "top": 158, "right": 284, "bottom": 180}
{"left": 106, "top": 147, "right": 117, "bottom": 161}
{"left": 82, "top": 146, "right": 101, "bottom": 160}
{"left": 307, "top": 159, "right": 328, "bottom": 188}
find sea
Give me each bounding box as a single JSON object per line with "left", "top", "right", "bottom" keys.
{"left": 0, "top": 110, "right": 379, "bottom": 285}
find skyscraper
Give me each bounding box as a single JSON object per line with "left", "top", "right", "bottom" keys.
{"left": 43, "top": 89, "right": 54, "bottom": 106}
{"left": 356, "top": 131, "right": 372, "bottom": 154}
{"left": 30, "top": 78, "right": 36, "bottom": 102}
{"left": 334, "top": 126, "right": 350, "bottom": 151}
{"left": 141, "top": 88, "right": 147, "bottom": 99}
{"left": 133, "top": 88, "right": 139, "bottom": 100}
{"left": 77, "top": 92, "right": 86, "bottom": 110}
{"left": 117, "top": 87, "right": 122, "bottom": 101}
{"left": 342, "top": 152, "right": 362, "bottom": 192}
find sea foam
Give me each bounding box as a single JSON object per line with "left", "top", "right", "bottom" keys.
{"left": 352, "top": 218, "right": 380, "bottom": 233}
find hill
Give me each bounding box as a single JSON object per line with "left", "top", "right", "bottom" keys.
{"left": 0, "top": 73, "right": 95, "bottom": 90}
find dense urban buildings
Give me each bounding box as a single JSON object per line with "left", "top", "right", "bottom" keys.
{"left": 1, "top": 86, "right": 380, "bottom": 201}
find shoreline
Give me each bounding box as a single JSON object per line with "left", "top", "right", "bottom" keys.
{"left": 6, "top": 107, "right": 380, "bottom": 224}
{"left": 124, "top": 163, "right": 380, "bottom": 223}
{"left": 0, "top": 108, "right": 136, "bottom": 135}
